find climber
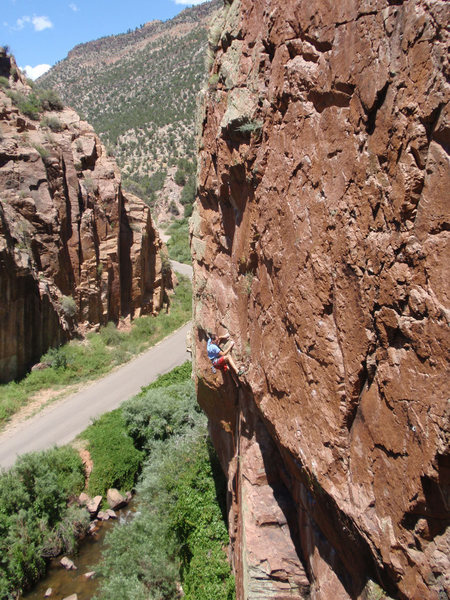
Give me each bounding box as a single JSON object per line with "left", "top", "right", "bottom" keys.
{"left": 207, "top": 332, "right": 245, "bottom": 378}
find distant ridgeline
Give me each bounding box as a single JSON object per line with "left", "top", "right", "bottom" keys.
{"left": 38, "top": 0, "right": 221, "bottom": 223}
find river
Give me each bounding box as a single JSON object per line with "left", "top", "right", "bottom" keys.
{"left": 22, "top": 502, "right": 136, "bottom": 600}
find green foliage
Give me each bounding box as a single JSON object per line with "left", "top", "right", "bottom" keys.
{"left": 174, "top": 168, "right": 186, "bottom": 187}
{"left": 141, "top": 361, "right": 192, "bottom": 391}
{"left": 0, "top": 76, "right": 10, "bottom": 89}
{"left": 167, "top": 218, "right": 191, "bottom": 264}
{"left": 0, "top": 447, "right": 87, "bottom": 596}
{"left": 81, "top": 410, "right": 143, "bottom": 497}
{"left": 99, "top": 321, "right": 125, "bottom": 346}
{"left": 237, "top": 120, "right": 263, "bottom": 136}
{"left": 0, "top": 277, "right": 192, "bottom": 427}
{"left": 32, "top": 144, "right": 50, "bottom": 160}
{"left": 171, "top": 439, "right": 234, "bottom": 600}
{"left": 94, "top": 367, "right": 234, "bottom": 600}
{"left": 45, "top": 346, "right": 68, "bottom": 370}
{"left": 37, "top": 88, "right": 64, "bottom": 111}
{"left": 122, "top": 381, "right": 199, "bottom": 451}
{"left": 41, "top": 115, "right": 63, "bottom": 132}
{"left": 60, "top": 295, "right": 77, "bottom": 317}
{"left": 5, "top": 87, "right": 64, "bottom": 120}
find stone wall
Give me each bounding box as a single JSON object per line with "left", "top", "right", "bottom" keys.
{"left": 192, "top": 1, "right": 449, "bottom": 598}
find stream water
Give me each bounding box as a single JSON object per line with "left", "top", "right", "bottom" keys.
{"left": 22, "top": 502, "right": 136, "bottom": 600}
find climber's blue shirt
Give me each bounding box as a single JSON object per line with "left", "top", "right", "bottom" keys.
{"left": 207, "top": 339, "right": 221, "bottom": 361}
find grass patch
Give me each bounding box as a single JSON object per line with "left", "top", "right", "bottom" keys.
{"left": 166, "top": 218, "right": 191, "bottom": 264}
{"left": 0, "top": 276, "right": 192, "bottom": 429}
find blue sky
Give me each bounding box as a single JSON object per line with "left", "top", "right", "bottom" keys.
{"left": 2, "top": 0, "right": 209, "bottom": 79}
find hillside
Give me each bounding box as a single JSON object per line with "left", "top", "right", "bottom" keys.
{"left": 38, "top": 0, "right": 220, "bottom": 223}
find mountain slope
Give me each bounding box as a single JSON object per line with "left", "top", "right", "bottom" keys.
{"left": 39, "top": 1, "right": 220, "bottom": 222}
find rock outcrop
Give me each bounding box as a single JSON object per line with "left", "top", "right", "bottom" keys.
{"left": 192, "top": 1, "right": 449, "bottom": 599}
{"left": 0, "top": 51, "right": 169, "bottom": 383}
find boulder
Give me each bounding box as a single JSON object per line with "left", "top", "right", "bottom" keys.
{"left": 106, "top": 509, "right": 117, "bottom": 519}
{"left": 62, "top": 595, "right": 78, "bottom": 600}
{"left": 97, "top": 511, "right": 110, "bottom": 521}
{"left": 86, "top": 495, "right": 102, "bottom": 516}
{"left": 84, "top": 571, "right": 95, "bottom": 580}
{"left": 106, "top": 488, "right": 127, "bottom": 510}
{"left": 78, "top": 492, "right": 89, "bottom": 506}
{"left": 60, "top": 557, "right": 77, "bottom": 571}
{"left": 44, "top": 589, "right": 53, "bottom": 598}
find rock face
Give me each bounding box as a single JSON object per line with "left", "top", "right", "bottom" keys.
{"left": 192, "top": 1, "right": 449, "bottom": 599}
{"left": 0, "top": 51, "right": 169, "bottom": 382}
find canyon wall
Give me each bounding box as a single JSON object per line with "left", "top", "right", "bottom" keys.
{"left": 192, "top": 1, "right": 449, "bottom": 599}
{"left": 0, "top": 52, "right": 168, "bottom": 382}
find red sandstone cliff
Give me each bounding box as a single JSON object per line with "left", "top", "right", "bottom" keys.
{"left": 192, "top": 1, "right": 449, "bottom": 599}
{"left": 0, "top": 51, "right": 169, "bottom": 383}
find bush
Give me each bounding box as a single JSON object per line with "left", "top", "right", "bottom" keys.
{"left": 45, "top": 347, "right": 67, "bottom": 370}
{"left": 60, "top": 295, "right": 77, "bottom": 317}
{"left": 81, "top": 410, "right": 143, "bottom": 497}
{"left": 94, "top": 366, "right": 234, "bottom": 600}
{"left": 38, "top": 88, "right": 64, "bottom": 111}
{"left": 167, "top": 218, "right": 191, "bottom": 264}
{"left": 0, "top": 447, "right": 87, "bottom": 596}
{"left": 122, "top": 380, "right": 199, "bottom": 451}
{"left": 32, "top": 144, "right": 50, "bottom": 160}
{"left": 41, "top": 115, "right": 63, "bottom": 132}
{"left": 174, "top": 168, "right": 186, "bottom": 186}
{"left": 99, "top": 321, "right": 125, "bottom": 346}
{"left": 0, "top": 76, "right": 10, "bottom": 89}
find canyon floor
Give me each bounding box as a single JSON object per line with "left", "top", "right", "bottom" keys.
{"left": 0, "top": 262, "right": 192, "bottom": 470}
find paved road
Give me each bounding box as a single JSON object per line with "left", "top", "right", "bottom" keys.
{"left": 0, "top": 261, "right": 193, "bottom": 470}
{"left": 170, "top": 259, "right": 192, "bottom": 278}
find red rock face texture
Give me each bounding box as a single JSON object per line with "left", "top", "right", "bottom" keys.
{"left": 0, "top": 54, "right": 168, "bottom": 383}
{"left": 192, "top": 1, "right": 449, "bottom": 598}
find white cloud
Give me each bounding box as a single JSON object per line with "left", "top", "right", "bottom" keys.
{"left": 32, "top": 16, "right": 53, "bottom": 31}
{"left": 69, "top": 3, "right": 79, "bottom": 12}
{"left": 15, "top": 16, "right": 31, "bottom": 30}
{"left": 21, "top": 64, "right": 51, "bottom": 80}
{"left": 174, "top": 0, "right": 209, "bottom": 4}
{"left": 11, "top": 14, "right": 53, "bottom": 32}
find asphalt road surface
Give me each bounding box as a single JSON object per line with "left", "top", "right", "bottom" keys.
{"left": 0, "top": 261, "right": 193, "bottom": 470}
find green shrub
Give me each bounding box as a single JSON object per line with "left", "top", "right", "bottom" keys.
{"left": 41, "top": 115, "right": 63, "bottom": 132}
{"left": 99, "top": 321, "right": 125, "bottom": 346}
{"left": 167, "top": 218, "right": 191, "bottom": 264}
{"left": 60, "top": 295, "right": 77, "bottom": 317}
{"left": 0, "top": 76, "right": 10, "bottom": 89}
{"left": 45, "top": 347, "right": 67, "bottom": 370}
{"left": 93, "top": 366, "right": 234, "bottom": 600}
{"left": 81, "top": 410, "right": 143, "bottom": 497}
{"left": 237, "top": 120, "right": 263, "bottom": 137}
{"left": 174, "top": 168, "right": 186, "bottom": 186}
{"left": 32, "top": 144, "right": 50, "bottom": 160}
{"left": 0, "top": 446, "right": 87, "bottom": 596}
{"left": 123, "top": 380, "right": 199, "bottom": 451}
{"left": 38, "top": 88, "right": 64, "bottom": 111}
